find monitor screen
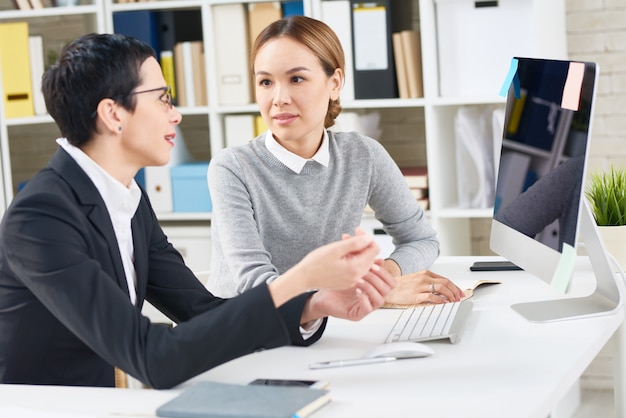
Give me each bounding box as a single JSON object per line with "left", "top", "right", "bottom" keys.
{"left": 490, "top": 57, "right": 596, "bottom": 291}
{"left": 490, "top": 57, "right": 623, "bottom": 322}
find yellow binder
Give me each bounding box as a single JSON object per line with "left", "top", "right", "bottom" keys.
{"left": 0, "top": 22, "right": 34, "bottom": 118}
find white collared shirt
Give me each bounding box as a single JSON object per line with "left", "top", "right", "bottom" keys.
{"left": 57, "top": 138, "right": 141, "bottom": 305}
{"left": 264, "top": 130, "right": 330, "bottom": 173}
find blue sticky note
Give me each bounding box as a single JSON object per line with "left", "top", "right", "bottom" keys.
{"left": 500, "top": 57, "right": 520, "bottom": 99}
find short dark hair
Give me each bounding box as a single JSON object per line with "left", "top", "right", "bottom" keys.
{"left": 42, "top": 33, "right": 156, "bottom": 147}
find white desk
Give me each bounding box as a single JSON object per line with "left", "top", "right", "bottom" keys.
{"left": 1, "top": 256, "right": 624, "bottom": 418}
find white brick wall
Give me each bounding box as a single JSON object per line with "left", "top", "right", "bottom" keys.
{"left": 566, "top": 0, "right": 626, "bottom": 171}
{"left": 567, "top": 0, "right": 626, "bottom": 390}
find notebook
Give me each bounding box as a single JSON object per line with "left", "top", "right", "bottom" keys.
{"left": 156, "top": 381, "right": 331, "bottom": 418}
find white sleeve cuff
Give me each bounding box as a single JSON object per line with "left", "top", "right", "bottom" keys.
{"left": 299, "top": 318, "right": 324, "bottom": 340}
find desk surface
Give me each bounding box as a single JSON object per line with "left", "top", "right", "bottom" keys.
{"left": 1, "top": 256, "right": 623, "bottom": 418}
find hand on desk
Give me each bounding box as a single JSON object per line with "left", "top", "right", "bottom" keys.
{"left": 382, "top": 270, "right": 465, "bottom": 307}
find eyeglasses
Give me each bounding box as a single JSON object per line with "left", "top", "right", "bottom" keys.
{"left": 90, "top": 86, "right": 173, "bottom": 118}
{"left": 128, "top": 86, "right": 173, "bottom": 110}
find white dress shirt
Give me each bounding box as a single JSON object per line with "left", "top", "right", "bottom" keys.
{"left": 264, "top": 129, "right": 330, "bottom": 173}
{"left": 57, "top": 138, "right": 141, "bottom": 305}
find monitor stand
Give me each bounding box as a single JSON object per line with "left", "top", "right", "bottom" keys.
{"left": 511, "top": 202, "right": 625, "bottom": 322}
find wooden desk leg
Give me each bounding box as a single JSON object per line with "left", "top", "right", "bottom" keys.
{"left": 614, "top": 322, "right": 626, "bottom": 416}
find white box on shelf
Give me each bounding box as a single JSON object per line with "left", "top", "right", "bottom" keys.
{"left": 434, "top": 0, "right": 566, "bottom": 98}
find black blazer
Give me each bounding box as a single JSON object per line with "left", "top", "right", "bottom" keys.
{"left": 0, "top": 148, "right": 325, "bottom": 389}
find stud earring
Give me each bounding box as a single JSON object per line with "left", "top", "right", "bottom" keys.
{"left": 118, "top": 126, "right": 122, "bottom": 132}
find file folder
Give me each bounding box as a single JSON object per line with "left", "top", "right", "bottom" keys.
{"left": 350, "top": 1, "right": 397, "bottom": 99}
{"left": 113, "top": 11, "right": 161, "bottom": 59}
{"left": 213, "top": 4, "right": 252, "bottom": 105}
{"left": 0, "top": 22, "right": 34, "bottom": 118}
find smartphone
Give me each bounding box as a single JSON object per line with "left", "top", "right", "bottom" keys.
{"left": 470, "top": 261, "right": 523, "bottom": 271}
{"left": 248, "top": 378, "right": 329, "bottom": 390}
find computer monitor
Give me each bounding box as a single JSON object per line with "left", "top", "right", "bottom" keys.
{"left": 490, "top": 57, "right": 623, "bottom": 322}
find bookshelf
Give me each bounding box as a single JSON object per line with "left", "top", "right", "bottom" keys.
{"left": 0, "top": 0, "right": 567, "bottom": 265}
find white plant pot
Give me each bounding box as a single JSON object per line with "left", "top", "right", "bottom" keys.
{"left": 598, "top": 225, "right": 626, "bottom": 273}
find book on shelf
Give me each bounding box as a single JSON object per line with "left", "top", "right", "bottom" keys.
{"left": 13, "top": 0, "right": 31, "bottom": 9}
{"left": 417, "top": 196, "right": 429, "bottom": 211}
{"left": 213, "top": 3, "right": 252, "bottom": 106}
{"left": 254, "top": 115, "right": 267, "bottom": 136}
{"left": 400, "top": 30, "right": 424, "bottom": 98}
{"left": 28, "top": 35, "right": 46, "bottom": 116}
{"left": 29, "top": 0, "right": 43, "bottom": 8}
{"left": 160, "top": 50, "right": 177, "bottom": 102}
{"left": 190, "top": 41, "right": 207, "bottom": 106}
{"left": 172, "top": 41, "right": 206, "bottom": 107}
{"left": 155, "top": 381, "right": 331, "bottom": 418}
{"left": 248, "top": 2, "right": 282, "bottom": 48}
{"left": 392, "top": 32, "right": 409, "bottom": 99}
{"left": 0, "top": 22, "right": 34, "bottom": 118}
{"left": 409, "top": 187, "right": 427, "bottom": 200}
{"left": 321, "top": 0, "right": 355, "bottom": 102}
{"left": 247, "top": 2, "right": 281, "bottom": 95}
{"left": 400, "top": 166, "right": 428, "bottom": 189}
{"left": 172, "top": 43, "right": 187, "bottom": 107}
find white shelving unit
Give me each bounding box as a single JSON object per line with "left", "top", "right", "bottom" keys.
{"left": 0, "top": 0, "right": 567, "bottom": 262}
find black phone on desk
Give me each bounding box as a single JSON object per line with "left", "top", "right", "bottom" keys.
{"left": 470, "top": 261, "right": 523, "bottom": 272}
{"left": 248, "top": 378, "right": 329, "bottom": 390}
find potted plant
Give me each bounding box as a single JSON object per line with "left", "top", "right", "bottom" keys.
{"left": 585, "top": 165, "right": 626, "bottom": 271}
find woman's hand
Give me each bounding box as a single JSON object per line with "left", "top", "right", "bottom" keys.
{"left": 268, "top": 229, "right": 381, "bottom": 308}
{"left": 303, "top": 259, "right": 397, "bottom": 323}
{"left": 383, "top": 270, "right": 465, "bottom": 306}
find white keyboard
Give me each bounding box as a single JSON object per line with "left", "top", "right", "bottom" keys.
{"left": 385, "top": 300, "right": 473, "bottom": 344}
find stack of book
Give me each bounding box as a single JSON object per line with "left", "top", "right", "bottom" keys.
{"left": 401, "top": 166, "right": 429, "bottom": 210}
{"left": 171, "top": 40, "right": 207, "bottom": 107}
{"left": 392, "top": 30, "right": 424, "bottom": 99}
{"left": 363, "top": 166, "right": 428, "bottom": 215}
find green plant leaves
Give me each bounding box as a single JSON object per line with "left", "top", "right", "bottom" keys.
{"left": 586, "top": 165, "right": 626, "bottom": 226}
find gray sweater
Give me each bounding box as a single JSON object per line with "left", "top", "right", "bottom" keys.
{"left": 207, "top": 130, "right": 439, "bottom": 297}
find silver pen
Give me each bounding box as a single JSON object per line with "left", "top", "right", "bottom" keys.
{"left": 309, "top": 356, "right": 397, "bottom": 369}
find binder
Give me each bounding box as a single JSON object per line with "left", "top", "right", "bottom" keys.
{"left": 144, "top": 166, "right": 173, "bottom": 213}
{"left": 0, "top": 22, "right": 34, "bottom": 118}
{"left": 281, "top": 0, "right": 304, "bottom": 17}
{"left": 157, "top": 10, "right": 203, "bottom": 53}
{"left": 224, "top": 114, "right": 255, "bottom": 148}
{"left": 350, "top": 1, "right": 397, "bottom": 99}
{"left": 29, "top": 35, "right": 46, "bottom": 115}
{"left": 321, "top": 0, "right": 355, "bottom": 102}
{"left": 113, "top": 11, "right": 161, "bottom": 58}
{"left": 248, "top": 2, "right": 281, "bottom": 48}
{"left": 213, "top": 4, "right": 252, "bottom": 106}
